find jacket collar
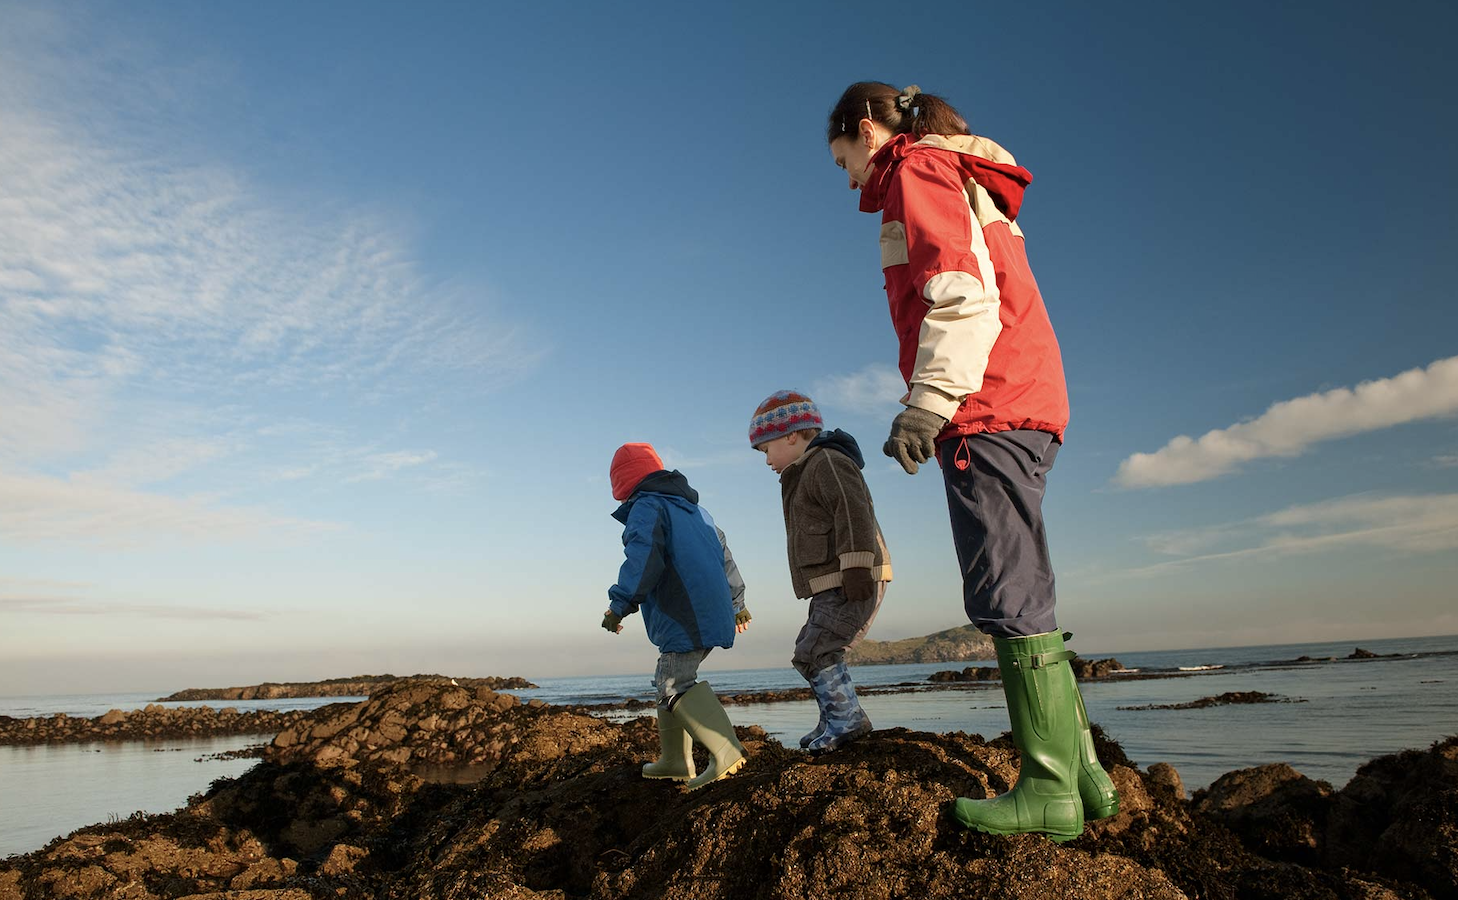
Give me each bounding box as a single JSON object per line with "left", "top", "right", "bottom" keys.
{"left": 612, "top": 469, "right": 699, "bottom": 522}
{"left": 859, "top": 133, "right": 1033, "bottom": 222}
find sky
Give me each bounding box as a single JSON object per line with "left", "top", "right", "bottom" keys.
{"left": 2, "top": 0, "right": 1455, "bottom": 695}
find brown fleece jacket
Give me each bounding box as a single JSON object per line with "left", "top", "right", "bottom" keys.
{"left": 780, "top": 444, "right": 892, "bottom": 599}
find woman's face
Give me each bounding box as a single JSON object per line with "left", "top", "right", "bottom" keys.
{"left": 830, "top": 121, "right": 891, "bottom": 191}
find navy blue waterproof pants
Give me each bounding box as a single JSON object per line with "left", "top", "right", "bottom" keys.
{"left": 939, "top": 430, "right": 1060, "bottom": 639}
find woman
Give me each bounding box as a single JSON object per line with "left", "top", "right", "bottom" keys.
{"left": 826, "top": 81, "right": 1118, "bottom": 841}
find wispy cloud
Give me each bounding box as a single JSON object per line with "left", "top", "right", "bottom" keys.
{"left": 0, "top": 470, "right": 332, "bottom": 545}
{"left": 1115, "top": 356, "right": 1458, "bottom": 488}
{"left": 1131, "top": 492, "right": 1458, "bottom": 574}
{"left": 347, "top": 450, "right": 440, "bottom": 483}
{"left": 1433, "top": 454, "right": 1458, "bottom": 469}
{"left": 0, "top": 15, "right": 533, "bottom": 543}
{"left": 0, "top": 595, "right": 265, "bottom": 621}
{"left": 813, "top": 364, "right": 906, "bottom": 416}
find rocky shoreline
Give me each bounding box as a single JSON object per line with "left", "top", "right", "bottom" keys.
{"left": 0, "top": 704, "right": 331, "bottom": 746}
{"left": 1, "top": 678, "right": 1453, "bottom": 899}
{"left": 157, "top": 673, "right": 536, "bottom": 702}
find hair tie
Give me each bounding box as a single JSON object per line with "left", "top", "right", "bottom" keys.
{"left": 896, "top": 85, "right": 922, "bottom": 113}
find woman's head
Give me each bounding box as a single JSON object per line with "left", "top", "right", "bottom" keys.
{"left": 826, "top": 82, "right": 969, "bottom": 190}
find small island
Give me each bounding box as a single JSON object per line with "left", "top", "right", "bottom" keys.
{"left": 156, "top": 673, "right": 536, "bottom": 702}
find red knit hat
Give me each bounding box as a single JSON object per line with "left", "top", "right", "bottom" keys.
{"left": 610, "top": 443, "right": 664, "bottom": 501}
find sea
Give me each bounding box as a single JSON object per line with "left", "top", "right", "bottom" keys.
{"left": 2, "top": 634, "right": 1455, "bottom": 859}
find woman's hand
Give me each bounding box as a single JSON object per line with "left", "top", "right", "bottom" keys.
{"left": 884, "top": 407, "right": 947, "bottom": 474}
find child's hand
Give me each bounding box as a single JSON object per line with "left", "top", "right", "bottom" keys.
{"left": 601, "top": 610, "right": 623, "bottom": 634}
{"left": 735, "top": 608, "right": 752, "bottom": 633}
{"left": 842, "top": 567, "right": 876, "bottom": 603}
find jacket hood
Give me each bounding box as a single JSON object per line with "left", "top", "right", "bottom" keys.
{"left": 859, "top": 133, "right": 1033, "bottom": 221}
{"left": 611, "top": 469, "right": 699, "bottom": 522}
{"left": 807, "top": 428, "right": 865, "bottom": 469}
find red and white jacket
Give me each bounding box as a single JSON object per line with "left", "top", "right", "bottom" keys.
{"left": 860, "top": 133, "right": 1069, "bottom": 443}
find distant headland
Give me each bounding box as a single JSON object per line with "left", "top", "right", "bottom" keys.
{"left": 846, "top": 624, "right": 995, "bottom": 665}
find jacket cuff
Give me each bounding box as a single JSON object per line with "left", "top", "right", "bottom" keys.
{"left": 839, "top": 551, "right": 876, "bottom": 570}
{"left": 906, "top": 384, "right": 961, "bottom": 420}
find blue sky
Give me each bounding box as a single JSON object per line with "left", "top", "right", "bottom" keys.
{"left": 2, "top": 0, "right": 1455, "bottom": 694}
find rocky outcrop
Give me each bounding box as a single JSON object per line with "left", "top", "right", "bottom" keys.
{"left": 158, "top": 673, "right": 535, "bottom": 702}
{"left": 846, "top": 624, "right": 995, "bottom": 665}
{"left": 0, "top": 704, "right": 323, "bottom": 746}
{"left": 928, "top": 665, "right": 1001, "bottom": 683}
{"left": 1119, "top": 691, "right": 1305, "bottom": 711}
{"left": 1197, "top": 737, "right": 1458, "bottom": 898}
{"left": 2, "top": 679, "right": 1452, "bottom": 899}
{"left": 929, "top": 657, "right": 1126, "bottom": 683}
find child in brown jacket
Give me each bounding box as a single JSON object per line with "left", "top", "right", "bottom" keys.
{"left": 750, "top": 390, "right": 891, "bottom": 752}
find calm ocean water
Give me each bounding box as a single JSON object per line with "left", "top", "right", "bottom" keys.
{"left": 2, "top": 634, "right": 1454, "bottom": 859}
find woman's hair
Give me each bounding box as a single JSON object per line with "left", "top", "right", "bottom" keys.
{"left": 826, "top": 82, "right": 968, "bottom": 144}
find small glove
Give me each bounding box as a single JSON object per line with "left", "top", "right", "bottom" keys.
{"left": 735, "top": 608, "right": 752, "bottom": 632}
{"left": 601, "top": 610, "right": 623, "bottom": 634}
{"left": 842, "top": 567, "right": 876, "bottom": 603}
{"left": 883, "top": 406, "right": 947, "bottom": 475}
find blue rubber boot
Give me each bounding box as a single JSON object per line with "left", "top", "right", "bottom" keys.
{"left": 799, "top": 688, "right": 827, "bottom": 749}
{"left": 806, "top": 661, "right": 872, "bottom": 753}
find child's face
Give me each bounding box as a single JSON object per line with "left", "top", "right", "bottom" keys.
{"left": 758, "top": 432, "right": 807, "bottom": 474}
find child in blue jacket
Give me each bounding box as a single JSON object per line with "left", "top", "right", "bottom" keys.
{"left": 602, "top": 442, "right": 751, "bottom": 790}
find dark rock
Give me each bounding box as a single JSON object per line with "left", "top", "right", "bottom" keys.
{"left": 1194, "top": 763, "right": 1333, "bottom": 864}
{"left": 1147, "top": 762, "right": 1185, "bottom": 800}
{"left": 927, "top": 666, "right": 1000, "bottom": 683}
{"left": 1119, "top": 691, "right": 1304, "bottom": 711}
{"left": 1071, "top": 657, "right": 1126, "bottom": 679}
{"left": 1324, "top": 735, "right": 1458, "bottom": 898}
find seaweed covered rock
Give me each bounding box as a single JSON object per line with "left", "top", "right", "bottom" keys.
{"left": 269, "top": 679, "right": 527, "bottom": 770}
{"left": 1193, "top": 763, "right": 1333, "bottom": 864}
{"left": 0, "top": 705, "right": 315, "bottom": 746}
{"left": 1324, "top": 735, "right": 1458, "bottom": 898}
{"left": 2, "top": 690, "right": 1453, "bottom": 900}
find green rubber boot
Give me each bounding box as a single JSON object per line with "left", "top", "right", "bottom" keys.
{"left": 642, "top": 706, "right": 696, "bottom": 781}
{"left": 671, "top": 682, "right": 747, "bottom": 792}
{"left": 952, "top": 631, "right": 1085, "bottom": 842}
{"left": 1075, "top": 683, "right": 1120, "bottom": 820}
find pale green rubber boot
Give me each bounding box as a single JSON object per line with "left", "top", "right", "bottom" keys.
{"left": 642, "top": 706, "right": 696, "bottom": 781}
{"left": 671, "top": 682, "right": 747, "bottom": 791}
{"left": 952, "top": 631, "right": 1085, "bottom": 842}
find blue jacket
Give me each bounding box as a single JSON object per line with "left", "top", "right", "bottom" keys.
{"left": 608, "top": 470, "right": 745, "bottom": 654}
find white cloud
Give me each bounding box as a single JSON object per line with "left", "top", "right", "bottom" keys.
{"left": 0, "top": 595, "right": 265, "bottom": 621}
{"left": 1433, "top": 454, "right": 1458, "bottom": 469}
{"left": 813, "top": 364, "right": 907, "bottom": 416}
{"left": 1115, "top": 356, "right": 1458, "bottom": 488}
{"left": 0, "top": 17, "right": 535, "bottom": 542}
{"left": 0, "top": 470, "right": 333, "bottom": 545}
{"left": 1132, "top": 492, "right": 1458, "bottom": 573}
{"left": 347, "top": 450, "right": 440, "bottom": 483}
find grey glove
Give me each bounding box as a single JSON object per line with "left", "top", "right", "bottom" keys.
{"left": 883, "top": 407, "right": 948, "bottom": 474}
{"left": 842, "top": 567, "right": 876, "bottom": 603}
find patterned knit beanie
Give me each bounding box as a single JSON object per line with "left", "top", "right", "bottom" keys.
{"left": 748, "top": 390, "right": 823, "bottom": 447}
{"left": 610, "top": 443, "right": 664, "bottom": 501}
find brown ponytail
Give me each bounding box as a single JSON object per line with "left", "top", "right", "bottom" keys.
{"left": 826, "top": 81, "right": 969, "bottom": 144}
